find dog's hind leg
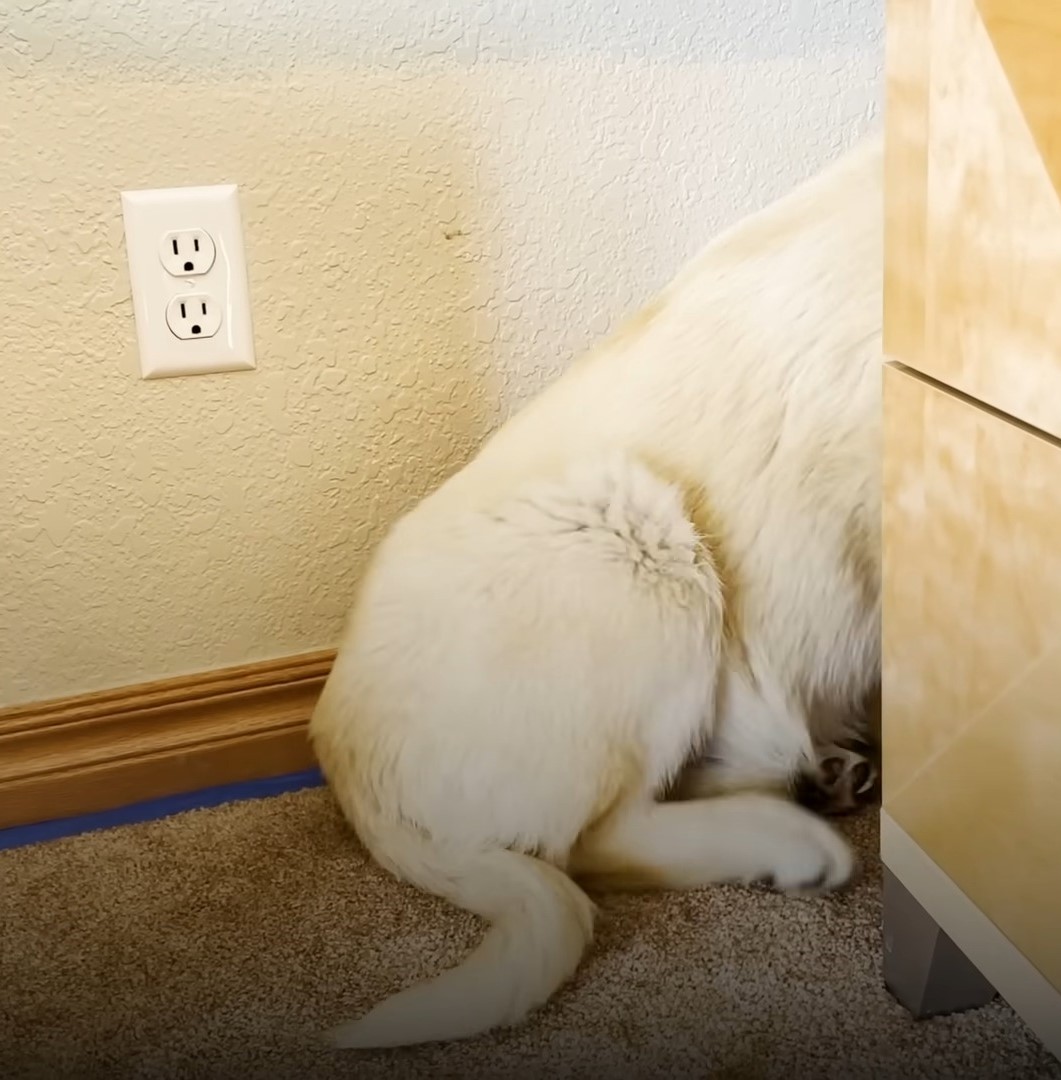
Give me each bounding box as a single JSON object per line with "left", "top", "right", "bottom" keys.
{"left": 667, "top": 670, "right": 816, "bottom": 802}
{"left": 569, "top": 791, "right": 855, "bottom": 894}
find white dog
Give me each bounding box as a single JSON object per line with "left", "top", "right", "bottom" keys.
{"left": 310, "top": 132, "right": 884, "bottom": 1049}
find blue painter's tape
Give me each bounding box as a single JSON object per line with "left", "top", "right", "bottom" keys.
{"left": 0, "top": 767, "right": 325, "bottom": 853}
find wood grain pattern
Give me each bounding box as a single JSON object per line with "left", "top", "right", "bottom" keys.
{"left": 908, "top": 0, "right": 1061, "bottom": 437}
{"left": 0, "top": 651, "right": 335, "bottom": 830}
{"left": 978, "top": 0, "right": 1061, "bottom": 193}
{"left": 883, "top": 0, "right": 931, "bottom": 368}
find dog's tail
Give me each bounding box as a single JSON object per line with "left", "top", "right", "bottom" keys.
{"left": 327, "top": 816, "right": 595, "bottom": 1049}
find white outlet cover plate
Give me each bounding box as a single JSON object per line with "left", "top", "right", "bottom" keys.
{"left": 121, "top": 184, "right": 256, "bottom": 379}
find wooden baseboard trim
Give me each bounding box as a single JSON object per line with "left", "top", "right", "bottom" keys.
{"left": 0, "top": 650, "right": 336, "bottom": 831}
{"left": 881, "top": 810, "right": 1061, "bottom": 1060}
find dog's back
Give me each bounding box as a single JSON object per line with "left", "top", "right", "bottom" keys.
{"left": 415, "top": 130, "right": 883, "bottom": 712}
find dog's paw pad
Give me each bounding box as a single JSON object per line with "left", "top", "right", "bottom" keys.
{"left": 796, "top": 743, "right": 879, "bottom": 817}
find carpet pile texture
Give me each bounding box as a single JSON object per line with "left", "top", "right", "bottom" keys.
{"left": 1, "top": 787, "right": 1057, "bottom": 1079}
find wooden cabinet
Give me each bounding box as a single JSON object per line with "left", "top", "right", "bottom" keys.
{"left": 882, "top": 0, "right": 1061, "bottom": 1058}
{"left": 885, "top": 0, "right": 1061, "bottom": 439}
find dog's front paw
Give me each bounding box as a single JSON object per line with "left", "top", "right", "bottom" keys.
{"left": 762, "top": 806, "right": 856, "bottom": 893}
{"left": 728, "top": 795, "right": 857, "bottom": 893}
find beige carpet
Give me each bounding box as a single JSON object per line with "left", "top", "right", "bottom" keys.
{"left": 1, "top": 787, "right": 1057, "bottom": 1080}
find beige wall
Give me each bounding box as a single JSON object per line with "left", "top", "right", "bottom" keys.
{"left": 0, "top": 0, "right": 882, "bottom": 705}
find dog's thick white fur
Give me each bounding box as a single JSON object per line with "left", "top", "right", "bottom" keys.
{"left": 310, "top": 133, "right": 884, "bottom": 1049}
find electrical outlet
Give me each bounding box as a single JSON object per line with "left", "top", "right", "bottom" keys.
{"left": 160, "top": 229, "right": 216, "bottom": 277}
{"left": 121, "top": 184, "right": 255, "bottom": 379}
{"left": 166, "top": 294, "right": 222, "bottom": 339}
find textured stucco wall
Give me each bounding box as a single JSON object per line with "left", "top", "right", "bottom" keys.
{"left": 0, "top": 1, "right": 883, "bottom": 706}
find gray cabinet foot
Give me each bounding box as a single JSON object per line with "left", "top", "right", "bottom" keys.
{"left": 883, "top": 867, "right": 998, "bottom": 1018}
